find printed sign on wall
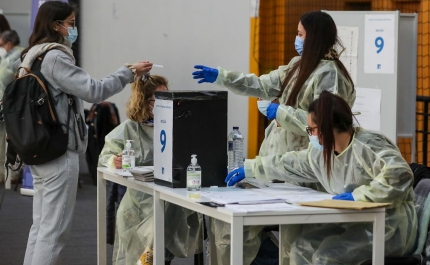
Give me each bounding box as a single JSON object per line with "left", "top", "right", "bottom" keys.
{"left": 364, "top": 14, "right": 396, "bottom": 74}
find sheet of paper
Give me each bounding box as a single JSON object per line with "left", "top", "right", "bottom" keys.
{"left": 129, "top": 166, "right": 154, "bottom": 175}
{"left": 154, "top": 99, "right": 173, "bottom": 182}
{"left": 339, "top": 56, "right": 358, "bottom": 85}
{"left": 337, "top": 27, "right": 359, "bottom": 57}
{"left": 337, "top": 27, "right": 359, "bottom": 84}
{"left": 225, "top": 203, "right": 303, "bottom": 213}
{"left": 364, "top": 14, "right": 396, "bottom": 74}
{"left": 351, "top": 87, "right": 382, "bottom": 131}
{"left": 260, "top": 183, "right": 315, "bottom": 191}
{"left": 284, "top": 193, "right": 334, "bottom": 204}
{"left": 200, "top": 189, "right": 282, "bottom": 205}
{"left": 114, "top": 169, "right": 133, "bottom": 177}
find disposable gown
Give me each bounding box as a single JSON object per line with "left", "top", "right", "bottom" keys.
{"left": 211, "top": 56, "right": 355, "bottom": 265}
{"left": 98, "top": 120, "right": 203, "bottom": 265}
{"left": 244, "top": 128, "right": 417, "bottom": 265}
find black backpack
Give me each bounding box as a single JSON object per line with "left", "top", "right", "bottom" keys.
{"left": 1, "top": 51, "right": 73, "bottom": 168}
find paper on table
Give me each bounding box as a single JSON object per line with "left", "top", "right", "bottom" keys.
{"left": 129, "top": 166, "right": 154, "bottom": 175}
{"left": 129, "top": 166, "right": 154, "bottom": 182}
{"left": 253, "top": 184, "right": 316, "bottom": 194}
{"left": 114, "top": 169, "right": 133, "bottom": 177}
{"left": 299, "top": 200, "right": 390, "bottom": 210}
{"left": 200, "top": 189, "right": 282, "bottom": 205}
{"left": 225, "top": 203, "right": 303, "bottom": 213}
{"left": 283, "top": 193, "right": 334, "bottom": 204}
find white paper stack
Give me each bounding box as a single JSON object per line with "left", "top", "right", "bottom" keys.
{"left": 129, "top": 166, "right": 154, "bottom": 182}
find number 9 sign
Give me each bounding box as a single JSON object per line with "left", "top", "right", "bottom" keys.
{"left": 160, "top": 130, "right": 166, "bottom": 152}
{"left": 375, "top": 37, "right": 384, "bottom": 54}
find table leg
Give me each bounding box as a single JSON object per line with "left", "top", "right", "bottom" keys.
{"left": 154, "top": 190, "right": 165, "bottom": 265}
{"left": 97, "top": 171, "right": 107, "bottom": 265}
{"left": 372, "top": 211, "right": 385, "bottom": 265}
{"left": 207, "top": 217, "right": 217, "bottom": 265}
{"left": 230, "top": 216, "right": 243, "bottom": 265}
{"left": 279, "top": 225, "right": 283, "bottom": 265}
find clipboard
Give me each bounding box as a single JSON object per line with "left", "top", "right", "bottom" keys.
{"left": 298, "top": 200, "right": 390, "bottom": 210}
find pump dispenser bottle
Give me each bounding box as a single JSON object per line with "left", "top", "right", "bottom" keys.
{"left": 122, "top": 140, "right": 134, "bottom": 169}
{"left": 187, "top": 154, "right": 201, "bottom": 191}
{"left": 128, "top": 140, "right": 135, "bottom": 168}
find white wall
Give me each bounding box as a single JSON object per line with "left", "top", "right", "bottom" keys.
{"left": 1, "top": 0, "right": 251, "bottom": 155}
{"left": 1, "top": 0, "right": 31, "bottom": 48}
{"left": 81, "top": 0, "right": 251, "bottom": 155}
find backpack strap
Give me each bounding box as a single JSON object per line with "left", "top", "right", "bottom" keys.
{"left": 66, "top": 95, "right": 77, "bottom": 150}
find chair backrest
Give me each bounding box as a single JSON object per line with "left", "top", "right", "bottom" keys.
{"left": 412, "top": 179, "right": 430, "bottom": 261}
{"left": 410, "top": 163, "right": 430, "bottom": 188}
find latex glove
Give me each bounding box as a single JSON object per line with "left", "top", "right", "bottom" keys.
{"left": 225, "top": 167, "right": 245, "bottom": 187}
{"left": 332, "top": 192, "right": 354, "bottom": 201}
{"left": 267, "top": 103, "right": 279, "bottom": 120}
{"left": 192, "top": 65, "right": 219, "bottom": 83}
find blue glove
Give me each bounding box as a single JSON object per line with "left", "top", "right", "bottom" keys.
{"left": 332, "top": 192, "right": 354, "bottom": 201}
{"left": 225, "top": 167, "right": 245, "bottom": 187}
{"left": 266, "top": 103, "right": 279, "bottom": 120}
{"left": 192, "top": 65, "right": 219, "bottom": 83}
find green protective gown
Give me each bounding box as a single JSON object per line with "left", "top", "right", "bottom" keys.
{"left": 99, "top": 119, "right": 203, "bottom": 265}
{"left": 211, "top": 56, "right": 356, "bottom": 265}
{"left": 244, "top": 128, "right": 417, "bottom": 265}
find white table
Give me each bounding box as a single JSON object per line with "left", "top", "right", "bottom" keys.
{"left": 97, "top": 167, "right": 386, "bottom": 265}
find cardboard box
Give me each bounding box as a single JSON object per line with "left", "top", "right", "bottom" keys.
{"left": 154, "top": 90, "right": 228, "bottom": 188}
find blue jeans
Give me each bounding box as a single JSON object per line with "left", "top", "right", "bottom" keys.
{"left": 24, "top": 151, "right": 79, "bottom": 265}
{"left": 251, "top": 236, "right": 279, "bottom": 265}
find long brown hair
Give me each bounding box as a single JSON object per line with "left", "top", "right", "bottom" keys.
{"left": 0, "top": 14, "right": 11, "bottom": 34}
{"left": 126, "top": 75, "right": 169, "bottom": 122}
{"left": 21, "top": 1, "right": 77, "bottom": 58}
{"left": 308, "top": 91, "right": 354, "bottom": 176}
{"left": 280, "top": 11, "right": 354, "bottom": 106}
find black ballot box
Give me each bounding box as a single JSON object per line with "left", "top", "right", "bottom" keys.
{"left": 153, "top": 90, "right": 228, "bottom": 188}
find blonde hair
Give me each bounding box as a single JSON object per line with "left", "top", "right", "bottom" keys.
{"left": 126, "top": 75, "right": 169, "bottom": 122}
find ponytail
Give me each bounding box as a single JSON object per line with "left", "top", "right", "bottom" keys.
{"left": 308, "top": 91, "right": 353, "bottom": 176}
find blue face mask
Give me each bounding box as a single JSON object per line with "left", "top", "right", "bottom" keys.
{"left": 309, "top": 135, "right": 323, "bottom": 150}
{"left": 65, "top": 27, "right": 78, "bottom": 44}
{"left": 294, "top": 36, "right": 304, "bottom": 55}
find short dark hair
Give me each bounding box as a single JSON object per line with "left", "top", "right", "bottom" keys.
{"left": 0, "top": 14, "right": 11, "bottom": 34}
{"left": 1, "top": 30, "right": 20, "bottom": 46}
{"left": 22, "top": 1, "right": 78, "bottom": 57}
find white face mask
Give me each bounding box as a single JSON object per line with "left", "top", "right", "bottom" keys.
{"left": 257, "top": 100, "right": 271, "bottom": 116}
{"left": 309, "top": 135, "right": 323, "bottom": 150}
{"left": 0, "top": 48, "right": 7, "bottom": 58}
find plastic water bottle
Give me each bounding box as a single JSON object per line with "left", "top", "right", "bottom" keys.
{"left": 227, "top": 127, "right": 244, "bottom": 173}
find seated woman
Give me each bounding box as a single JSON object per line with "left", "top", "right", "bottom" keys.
{"left": 226, "top": 91, "right": 417, "bottom": 265}
{"left": 99, "top": 75, "right": 202, "bottom": 265}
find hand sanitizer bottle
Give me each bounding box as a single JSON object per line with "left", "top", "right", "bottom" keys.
{"left": 127, "top": 140, "right": 135, "bottom": 168}
{"left": 187, "top": 154, "right": 201, "bottom": 191}
{"left": 122, "top": 140, "right": 132, "bottom": 170}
